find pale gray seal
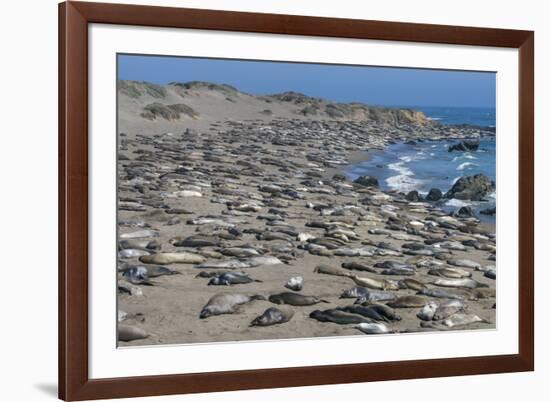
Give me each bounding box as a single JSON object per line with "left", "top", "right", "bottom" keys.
{"left": 139, "top": 252, "right": 205, "bottom": 265}
{"left": 250, "top": 306, "right": 294, "bottom": 327}
{"left": 199, "top": 293, "right": 265, "bottom": 318}
{"left": 354, "top": 322, "right": 391, "bottom": 334}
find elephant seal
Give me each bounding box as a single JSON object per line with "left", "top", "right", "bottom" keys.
{"left": 119, "top": 239, "right": 160, "bottom": 251}
{"left": 341, "top": 261, "right": 377, "bottom": 273}
{"left": 171, "top": 235, "right": 221, "bottom": 248}
{"left": 309, "top": 309, "right": 369, "bottom": 325}
{"left": 340, "top": 286, "right": 369, "bottom": 299}
{"left": 120, "top": 230, "right": 158, "bottom": 239}
{"left": 121, "top": 264, "right": 179, "bottom": 278}
{"left": 121, "top": 267, "right": 154, "bottom": 286}
{"left": 417, "top": 288, "right": 465, "bottom": 300}
{"left": 432, "top": 278, "right": 488, "bottom": 289}
{"left": 354, "top": 289, "right": 397, "bottom": 304}
{"left": 269, "top": 292, "right": 328, "bottom": 306}
{"left": 118, "top": 324, "right": 149, "bottom": 342}
{"left": 338, "top": 305, "right": 390, "bottom": 322}
{"left": 442, "top": 313, "right": 487, "bottom": 328}
{"left": 314, "top": 264, "right": 351, "bottom": 277}
{"left": 447, "top": 259, "right": 481, "bottom": 269}
{"left": 428, "top": 267, "right": 471, "bottom": 279}
{"left": 398, "top": 278, "right": 427, "bottom": 291}
{"left": 118, "top": 249, "right": 151, "bottom": 259}
{"left": 354, "top": 322, "right": 391, "bottom": 334}
{"left": 139, "top": 252, "right": 205, "bottom": 265}
{"left": 350, "top": 275, "right": 399, "bottom": 291}
{"left": 433, "top": 299, "right": 465, "bottom": 320}
{"left": 207, "top": 272, "right": 261, "bottom": 286}
{"left": 359, "top": 303, "right": 401, "bottom": 321}
{"left": 250, "top": 306, "right": 294, "bottom": 327}
{"left": 387, "top": 295, "right": 429, "bottom": 308}
{"left": 199, "top": 293, "right": 265, "bottom": 318}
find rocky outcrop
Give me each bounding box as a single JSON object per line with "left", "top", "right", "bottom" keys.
{"left": 448, "top": 140, "right": 479, "bottom": 152}
{"left": 406, "top": 190, "right": 422, "bottom": 202}
{"left": 353, "top": 175, "right": 379, "bottom": 187}
{"left": 426, "top": 188, "right": 443, "bottom": 201}
{"left": 445, "top": 174, "right": 495, "bottom": 201}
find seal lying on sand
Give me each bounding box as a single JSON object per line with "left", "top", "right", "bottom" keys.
{"left": 200, "top": 293, "right": 265, "bottom": 318}
{"left": 139, "top": 252, "right": 205, "bottom": 265}
{"left": 269, "top": 292, "right": 328, "bottom": 306}
{"left": 354, "top": 322, "right": 391, "bottom": 334}
{"left": 387, "top": 295, "right": 429, "bottom": 308}
{"left": 250, "top": 306, "right": 294, "bottom": 326}
{"left": 118, "top": 324, "right": 149, "bottom": 342}
{"left": 309, "top": 309, "right": 369, "bottom": 325}
{"left": 313, "top": 264, "right": 351, "bottom": 277}
{"left": 207, "top": 272, "right": 261, "bottom": 286}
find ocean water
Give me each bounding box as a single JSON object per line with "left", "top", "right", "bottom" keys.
{"left": 416, "top": 106, "right": 496, "bottom": 127}
{"left": 347, "top": 107, "right": 496, "bottom": 221}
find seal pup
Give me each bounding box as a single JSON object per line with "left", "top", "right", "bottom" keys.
{"left": 354, "top": 322, "right": 391, "bottom": 334}
{"left": 269, "top": 292, "right": 329, "bottom": 306}
{"left": 309, "top": 309, "right": 370, "bottom": 325}
{"left": 199, "top": 293, "right": 266, "bottom": 318}
{"left": 139, "top": 252, "right": 205, "bottom": 265}
{"left": 250, "top": 306, "right": 294, "bottom": 327}
{"left": 285, "top": 276, "right": 304, "bottom": 291}
{"left": 118, "top": 325, "right": 149, "bottom": 342}
{"left": 207, "top": 272, "right": 261, "bottom": 286}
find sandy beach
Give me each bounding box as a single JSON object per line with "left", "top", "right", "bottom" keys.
{"left": 117, "top": 81, "right": 496, "bottom": 346}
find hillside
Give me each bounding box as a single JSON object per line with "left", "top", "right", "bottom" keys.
{"left": 118, "top": 80, "right": 430, "bottom": 134}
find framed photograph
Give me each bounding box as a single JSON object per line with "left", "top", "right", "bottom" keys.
{"left": 59, "top": 1, "right": 534, "bottom": 400}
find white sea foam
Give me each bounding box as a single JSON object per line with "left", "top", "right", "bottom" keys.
{"left": 457, "top": 162, "right": 478, "bottom": 171}
{"left": 385, "top": 161, "right": 424, "bottom": 192}
{"left": 445, "top": 198, "right": 473, "bottom": 208}
{"left": 452, "top": 176, "right": 461, "bottom": 185}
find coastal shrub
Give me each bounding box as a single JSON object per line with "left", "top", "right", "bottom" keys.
{"left": 141, "top": 103, "right": 199, "bottom": 121}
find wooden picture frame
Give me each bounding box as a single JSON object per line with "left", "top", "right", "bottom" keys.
{"left": 59, "top": 1, "right": 534, "bottom": 400}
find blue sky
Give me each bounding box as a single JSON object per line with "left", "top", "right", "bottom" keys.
{"left": 118, "top": 54, "right": 496, "bottom": 108}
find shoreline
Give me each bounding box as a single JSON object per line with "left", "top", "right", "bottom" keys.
{"left": 117, "top": 117, "right": 497, "bottom": 346}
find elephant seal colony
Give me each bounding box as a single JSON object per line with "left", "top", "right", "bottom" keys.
{"left": 116, "top": 80, "right": 496, "bottom": 345}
